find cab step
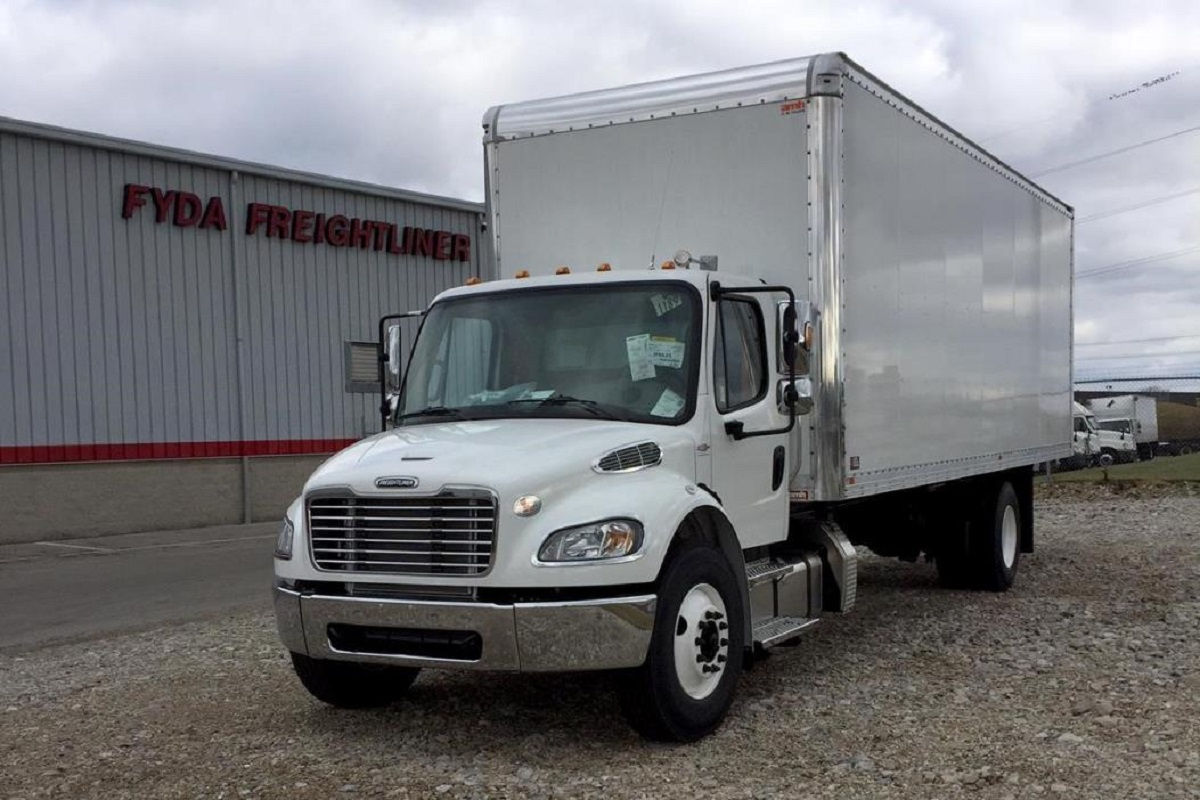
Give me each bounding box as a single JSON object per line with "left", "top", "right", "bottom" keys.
{"left": 752, "top": 616, "right": 819, "bottom": 648}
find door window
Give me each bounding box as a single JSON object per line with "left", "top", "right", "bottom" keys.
{"left": 714, "top": 297, "right": 767, "bottom": 412}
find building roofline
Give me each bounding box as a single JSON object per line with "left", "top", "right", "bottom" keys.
{"left": 0, "top": 113, "right": 484, "bottom": 214}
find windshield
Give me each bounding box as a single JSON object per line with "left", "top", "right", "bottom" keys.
{"left": 1099, "top": 419, "right": 1131, "bottom": 434}
{"left": 396, "top": 282, "right": 701, "bottom": 426}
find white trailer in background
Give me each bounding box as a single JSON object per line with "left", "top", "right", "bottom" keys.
{"left": 274, "top": 52, "right": 1074, "bottom": 741}
{"left": 1088, "top": 394, "right": 1159, "bottom": 460}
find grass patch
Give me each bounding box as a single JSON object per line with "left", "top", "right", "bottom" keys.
{"left": 1043, "top": 452, "right": 1200, "bottom": 483}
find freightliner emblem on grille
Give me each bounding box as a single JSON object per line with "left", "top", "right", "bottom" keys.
{"left": 375, "top": 476, "right": 419, "bottom": 489}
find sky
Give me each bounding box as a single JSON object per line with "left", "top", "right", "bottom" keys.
{"left": 1, "top": 0, "right": 1197, "bottom": 388}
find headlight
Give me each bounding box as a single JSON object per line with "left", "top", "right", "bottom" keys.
{"left": 538, "top": 519, "right": 643, "bottom": 563}
{"left": 275, "top": 516, "right": 295, "bottom": 560}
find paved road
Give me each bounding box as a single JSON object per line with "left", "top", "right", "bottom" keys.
{"left": 0, "top": 522, "right": 277, "bottom": 652}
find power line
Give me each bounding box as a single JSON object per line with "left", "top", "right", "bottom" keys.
{"left": 1077, "top": 186, "right": 1200, "bottom": 223}
{"left": 1076, "top": 333, "right": 1200, "bottom": 347}
{"left": 1076, "top": 350, "right": 1200, "bottom": 362}
{"left": 1075, "top": 245, "right": 1200, "bottom": 279}
{"left": 1076, "top": 374, "right": 1200, "bottom": 383}
{"left": 1030, "top": 123, "right": 1200, "bottom": 177}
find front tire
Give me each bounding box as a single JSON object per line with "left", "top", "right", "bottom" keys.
{"left": 290, "top": 653, "right": 420, "bottom": 709}
{"left": 619, "top": 543, "right": 745, "bottom": 742}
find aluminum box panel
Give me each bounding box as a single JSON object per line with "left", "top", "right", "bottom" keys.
{"left": 839, "top": 79, "right": 1072, "bottom": 496}
{"left": 487, "top": 101, "right": 810, "bottom": 288}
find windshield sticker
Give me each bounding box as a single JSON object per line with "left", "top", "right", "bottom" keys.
{"left": 650, "top": 293, "right": 684, "bottom": 317}
{"left": 651, "top": 388, "right": 685, "bottom": 417}
{"left": 466, "top": 389, "right": 508, "bottom": 404}
{"left": 625, "top": 334, "right": 656, "bottom": 381}
{"left": 648, "top": 336, "right": 685, "bottom": 369}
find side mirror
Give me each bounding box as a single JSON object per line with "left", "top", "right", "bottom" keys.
{"left": 777, "top": 300, "right": 813, "bottom": 375}
{"left": 778, "top": 376, "right": 814, "bottom": 415}
{"left": 782, "top": 304, "right": 799, "bottom": 369}
{"left": 386, "top": 323, "right": 403, "bottom": 389}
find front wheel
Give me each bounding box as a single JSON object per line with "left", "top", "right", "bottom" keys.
{"left": 290, "top": 653, "right": 420, "bottom": 709}
{"left": 619, "top": 543, "right": 745, "bottom": 742}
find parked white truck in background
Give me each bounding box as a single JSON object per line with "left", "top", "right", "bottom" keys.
{"left": 1065, "top": 402, "right": 1100, "bottom": 470}
{"left": 1088, "top": 394, "right": 1159, "bottom": 461}
{"left": 274, "top": 53, "right": 1074, "bottom": 741}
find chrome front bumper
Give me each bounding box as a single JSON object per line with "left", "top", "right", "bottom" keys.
{"left": 274, "top": 586, "right": 656, "bottom": 672}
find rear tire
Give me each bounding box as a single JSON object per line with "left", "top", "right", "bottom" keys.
{"left": 619, "top": 543, "right": 745, "bottom": 742}
{"left": 936, "top": 481, "right": 1021, "bottom": 592}
{"left": 975, "top": 481, "right": 1021, "bottom": 591}
{"left": 290, "top": 653, "right": 419, "bottom": 709}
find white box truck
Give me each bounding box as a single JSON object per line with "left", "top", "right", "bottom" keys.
{"left": 274, "top": 53, "right": 1074, "bottom": 741}
{"left": 1088, "top": 394, "right": 1159, "bottom": 461}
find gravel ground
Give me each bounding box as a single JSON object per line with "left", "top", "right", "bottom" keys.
{"left": 2, "top": 490, "right": 1198, "bottom": 799}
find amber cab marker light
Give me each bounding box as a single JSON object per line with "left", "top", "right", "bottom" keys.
{"left": 464, "top": 276, "right": 482, "bottom": 286}
{"left": 597, "top": 262, "right": 612, "bottom": 272}
{"left": 514, "top": 269, "right": 531, "bottom": 279}
{"left": 555, "top": 265, "right": 571, "bottom": 275}
{"left": 660, "top": 260, "right": 675, "bottom": 270}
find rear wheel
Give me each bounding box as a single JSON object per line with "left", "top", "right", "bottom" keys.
{"left": 290, "top": 653, "right": 420, "bottom": 708}
{"left": 936, "top": 481, "right": 1021, "bottom": 591}
{"left": 619, "top": 543, "right": 745, "bottom": 742}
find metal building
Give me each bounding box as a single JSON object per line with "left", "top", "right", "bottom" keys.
{"left": 0, "top": 115, "right": 488, "bottom": 542}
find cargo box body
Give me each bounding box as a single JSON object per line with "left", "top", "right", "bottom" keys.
{"left": 484, "top": 52, "right": 1074, "bottom": 502}
{"left": 1088, "top": 394, "right": 1160, "bottom": 445}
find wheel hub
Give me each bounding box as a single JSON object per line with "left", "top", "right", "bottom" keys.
{"left": 673, "top": 583, "right": 730, "bottom": 699}
{"left": 1001, "top": 504, "right": 1018, "bottom": 570}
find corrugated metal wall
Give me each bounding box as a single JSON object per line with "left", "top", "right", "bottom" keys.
{"left": 0, "top": 119, "right": 485, "bottom": 463}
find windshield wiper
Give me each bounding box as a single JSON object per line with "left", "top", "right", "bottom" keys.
{"left": 394, "top": 406, "right": 467, "bottom": 423}
{"left": 505, "top": 395, "right": 625, "bottom": 420}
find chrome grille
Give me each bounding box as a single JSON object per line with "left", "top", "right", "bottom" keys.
{"left": 595, "top": 442, "right": 662, "bottom": 473}
{"left": 307, "top": 490, "right": 495, "bottom": 575}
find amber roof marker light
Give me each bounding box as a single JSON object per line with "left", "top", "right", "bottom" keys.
{"left": 555, "top": 266, "right": 571, "bottom": 275}
{"left": 514, "top": 269, "right": 530, "bottom": 278}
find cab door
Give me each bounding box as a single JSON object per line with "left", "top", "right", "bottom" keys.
{"left": 706, "top": 283, "right": 793, "bottom": 548}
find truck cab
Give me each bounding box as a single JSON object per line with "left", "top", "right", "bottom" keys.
{"left": 275, "top": 266, "right": 830, "bottom": 740}
{"left": 1069, "top": 402, "right": 1100, "bottom": 469}
{"left": 1095, "top": 417, "right": 1139, "bottom": 465}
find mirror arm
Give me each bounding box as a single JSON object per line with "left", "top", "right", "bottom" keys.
{"left": 377, "top": 310, "right": 425, "bottom": 432}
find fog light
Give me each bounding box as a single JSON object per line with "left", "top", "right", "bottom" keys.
{"left": 513, "top": 495, "right": 542, "bottom": 517}
{"left": 275, "top": 516, "right": 294, "bottom": 559}
{"left": 538, "top": 519, "right": 643, "bottom": 563}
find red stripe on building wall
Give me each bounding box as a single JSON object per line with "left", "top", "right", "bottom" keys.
{"left": 0, "top": 439, "right": 360, "bottom": 465}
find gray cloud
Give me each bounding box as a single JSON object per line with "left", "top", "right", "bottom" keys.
{"left": 1, "top": 0, "right": 1197, "bottom": 383}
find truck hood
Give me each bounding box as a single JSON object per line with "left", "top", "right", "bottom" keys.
{"left": 304, "top": 418, "right": 697, "bottom": 497}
